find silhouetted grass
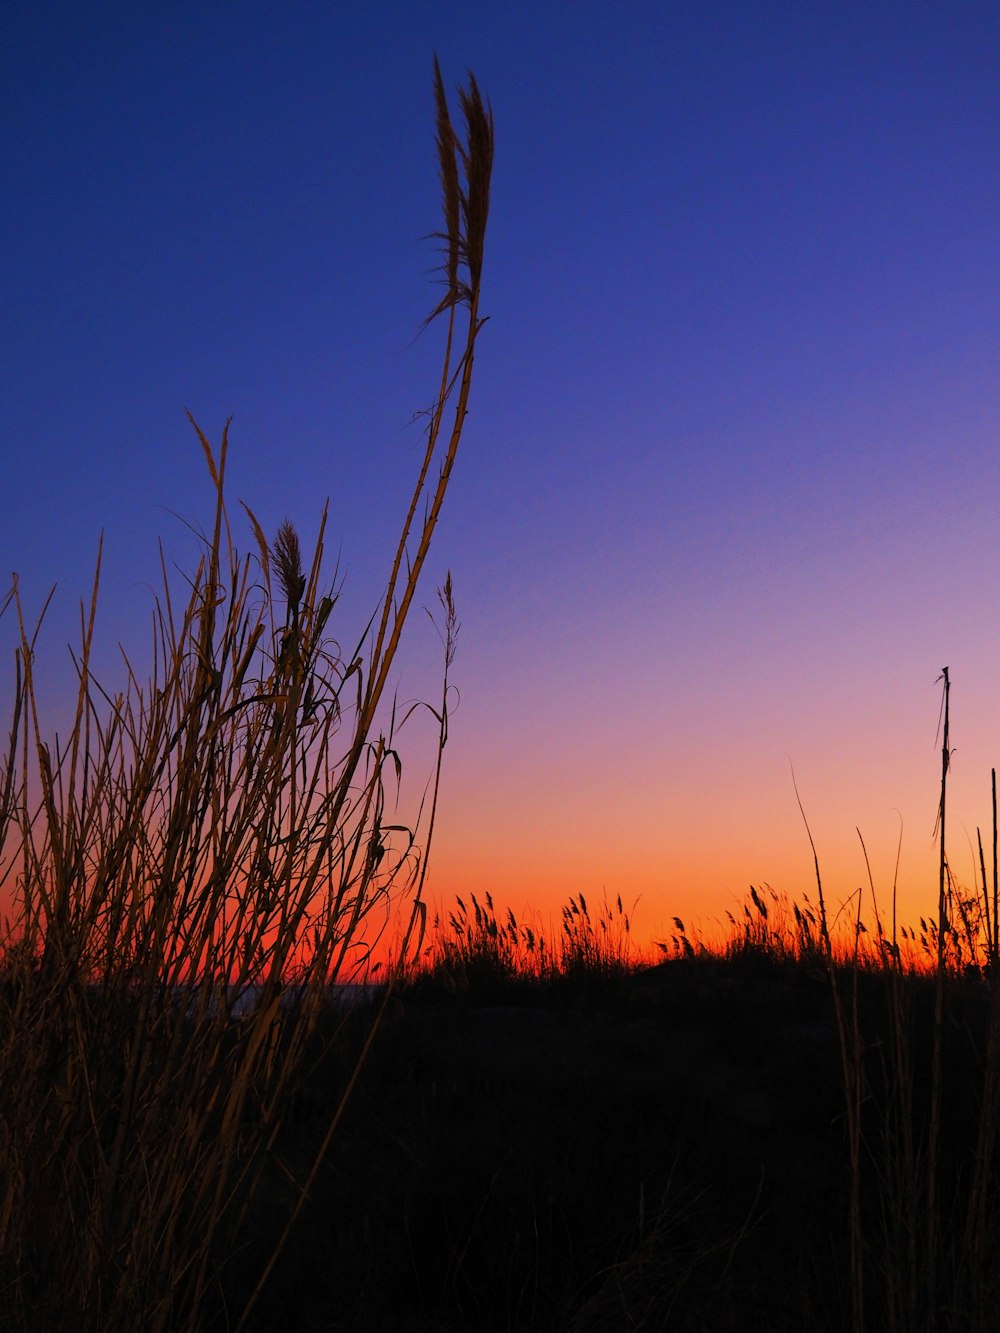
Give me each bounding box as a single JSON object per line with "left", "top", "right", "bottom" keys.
{"left": 290, "top": 666, "right": 1000, "bottom": 1333}
{"left": 356, "top": 669, "right": 1000, "bottom": 1333}
{"left": 228, "top": 864, "right": 1000, "bottom": 1333}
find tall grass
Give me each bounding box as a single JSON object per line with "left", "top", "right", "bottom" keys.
{"left": 0, "top": 61, "right": 492, "bottom": 1333}
{"left": 414, "top": 890, "right": 645, "bottom": 994}
{"left": 797, "top": 667, "right": 1000, "bottom": 1333}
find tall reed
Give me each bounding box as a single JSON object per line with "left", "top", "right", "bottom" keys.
{"left": 823, "top": 669, "right": 1000, "bottom": 1332}
{"left": 0, "top": 61, "right": 492, "bottom": 1333}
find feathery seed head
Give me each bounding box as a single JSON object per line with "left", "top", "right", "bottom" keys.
{"left": 426, "top": 58, "right": 494, "bottom": 325}
{"left": 272, "top": 520, "right": 305, "bottom": 614}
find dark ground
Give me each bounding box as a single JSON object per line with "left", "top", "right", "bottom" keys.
{"left": 223, "top": 955, "right": 1000, "bottom": 1332}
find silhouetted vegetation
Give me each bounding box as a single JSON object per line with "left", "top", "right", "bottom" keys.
{"left": 221, "top": 856, "right": 1000, "bottom": 1332}
{"left": 234, "top": 669, "right": 1000, "bottom": 1333}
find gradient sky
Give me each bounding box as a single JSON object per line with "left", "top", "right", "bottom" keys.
{"left": 5, "top": 3, "right": 1000, "bottom": 950}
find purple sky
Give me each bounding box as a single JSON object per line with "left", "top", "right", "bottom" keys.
{"left": 5, "top": 4, "right": 1000, "bottom": 942}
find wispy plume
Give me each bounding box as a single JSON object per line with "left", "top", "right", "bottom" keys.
{"left": 426, "top": 56, "right": 495, "bottom": 324}
{"left": 271, "top": 519, "right": 305, "bottom": 615}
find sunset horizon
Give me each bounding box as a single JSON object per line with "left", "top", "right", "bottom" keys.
{"left": 6, "top": 6, "right": 1000, "bottom": 962}
{"left": 5, "top": 6, "right": 1000, "bottom": 1329}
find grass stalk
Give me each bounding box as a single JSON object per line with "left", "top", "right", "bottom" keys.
{"left": 792, "top": 766, "right": 864, "bottom": 1332}
{"left": 925, "top": 667, "right": 950, "bottom": 1326}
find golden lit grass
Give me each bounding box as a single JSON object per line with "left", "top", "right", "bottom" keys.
{"left": 0, "top": 62, "right": 492, "bottom": 1333}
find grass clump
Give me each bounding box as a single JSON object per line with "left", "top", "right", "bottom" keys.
{"left": 428, "top": 891, "right": 551, "bottom": 992}
{"left": 0, "top": 61, "right": 492, "bottom": 1333}
{"left": 409, "top": 889, "right": 646, "bottom": 1002}
{"left": 558, "top": 891, "right": 637, "bottom": 980}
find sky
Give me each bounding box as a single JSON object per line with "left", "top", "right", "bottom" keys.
{"left": 4, "top": 2, "right": 1000, "bottom": 953}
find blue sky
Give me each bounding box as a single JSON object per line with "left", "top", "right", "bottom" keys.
{"left": 5, "top": 3, "right": 1000, "bottom": 939}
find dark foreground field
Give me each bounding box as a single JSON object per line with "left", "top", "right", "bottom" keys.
{"left": 228, "top": 954, "right": 1000, "bottom": 1333}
